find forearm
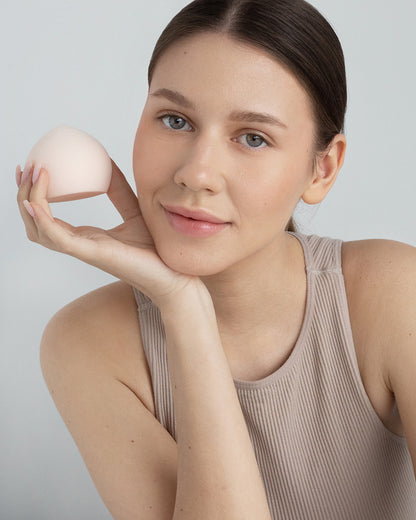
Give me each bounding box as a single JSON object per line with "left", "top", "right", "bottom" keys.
{"left": 159, "top": 285, "right": 272, "bottom": 520}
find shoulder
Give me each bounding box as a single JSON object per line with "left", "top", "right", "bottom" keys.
{"left": 341, "top": 237, "right": 415, "bottom": 323}
{"left": 342, "top": 237, "right": 416, "bottom": 467}
{"left": 39, "top": 283, "right": 177, "bottom": 517}
{"left": 341, "top": 236, "right": 415, "bottom": 279}
{"left": 341, "top": 236, "right": 416, "bottom": 389}
{"left": 40, "top": 281, "right": 155, "bottom": 414}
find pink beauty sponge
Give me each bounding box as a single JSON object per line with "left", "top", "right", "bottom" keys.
{"left": 24, "top": 125, "right": 112, "bottom": 202}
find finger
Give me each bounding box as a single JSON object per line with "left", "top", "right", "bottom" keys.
{"left": 29, "top": 168, "right": 54, "bottom": 220}
{"left": 30, "top": 201, "right": 107, "bottom": 265}
{"left": 17, "top": 164, "right": 39, "bottom": 241}
{"left": 15, "top": 164, "right": 22, "bottom": 187}
{"left": 28, "top": 200, "right": 77, "bottom": 254}
{"left": 107, "top": 158, "right": 141, "bottom": 221}
{"left": 17, "top": 162, "right": 33, "bottom": 200}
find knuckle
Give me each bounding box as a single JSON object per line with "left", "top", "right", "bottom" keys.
{"left": 26, "top": 230, "right": 37, "bottom": 242}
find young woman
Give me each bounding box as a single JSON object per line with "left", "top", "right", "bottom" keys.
{"left": 16, "top": 0, "right": 416, "bottom": 518}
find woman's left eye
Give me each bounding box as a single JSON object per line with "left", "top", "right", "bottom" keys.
{"left": 236, "top": 134, "right": 268, "bottom": 149}
{"left": 158, "top": 114, "right": 269, "bottom": 149}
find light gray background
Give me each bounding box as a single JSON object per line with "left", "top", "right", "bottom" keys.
{"left": 2, "top": 1, "right": 415, "bottom": 518}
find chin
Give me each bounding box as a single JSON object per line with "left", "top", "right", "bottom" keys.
{"left": 155, "top": 241, "right": 228, "bottom": 278}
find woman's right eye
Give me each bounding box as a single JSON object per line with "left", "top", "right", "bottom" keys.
{"left": 159, "top": 114, "right": 193, "bottom": 132}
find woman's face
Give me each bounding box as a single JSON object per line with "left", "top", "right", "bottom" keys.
{"left": 133, "top": 32, "right": 317, "bottom": 276}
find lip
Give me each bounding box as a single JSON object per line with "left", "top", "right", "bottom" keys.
{"left": 163, "top": 205, "right": 228, "bottom": 224}
{"left": 162, "top": 204, "right": 230, "bottom": 237}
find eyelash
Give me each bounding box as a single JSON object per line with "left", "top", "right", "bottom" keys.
{"left": 157, "top": 113, "right": 271, "bottom": 150}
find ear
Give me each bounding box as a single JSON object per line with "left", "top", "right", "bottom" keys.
{"left": 301, "top": 134, "right": 347, "bottom": 205}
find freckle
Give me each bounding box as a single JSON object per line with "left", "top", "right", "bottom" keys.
{"left": 409, "top": 332, "right": 413, "bottom": 336}
{"left": 131, "top": 440, "right": 135, "bottom": 443}
{"left": 188, "top": 445, "right": 191, "bottom": 450}
{"left": 180, "top": 508, "right": 184, "bottom": 512}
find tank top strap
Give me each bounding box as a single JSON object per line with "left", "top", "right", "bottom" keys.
{"left": 288, "top": 231, "right": 343, "bottom": 275}
{"left": 133, "top": 285, "right": 155, "bottom": 311}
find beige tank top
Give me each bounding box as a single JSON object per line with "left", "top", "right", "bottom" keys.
{"left": 133, "top": 231, "right": 416, "bottom": 519}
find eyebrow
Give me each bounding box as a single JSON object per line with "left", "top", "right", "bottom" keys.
{"left": 150, "top": 88, "right": 288, "bottom": 130}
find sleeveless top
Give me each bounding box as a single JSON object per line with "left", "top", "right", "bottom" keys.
{"left": 133, "top": 232, "right": 416, "bottom": 519}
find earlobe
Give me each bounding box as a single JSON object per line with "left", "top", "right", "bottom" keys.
{"left": 301, "top": 134, "right": 347, "bottom": 205}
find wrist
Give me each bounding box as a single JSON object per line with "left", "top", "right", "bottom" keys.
{"left": 157, "top": 279, "right": 215, "bottom": 323}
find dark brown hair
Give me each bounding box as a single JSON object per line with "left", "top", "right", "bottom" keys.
{"left": 147, "top": 0, "right": 347, "bottom": 233}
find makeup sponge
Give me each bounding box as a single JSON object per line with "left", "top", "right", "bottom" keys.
{"left": 24, "top": 125, "right": 112, "bottom": 202}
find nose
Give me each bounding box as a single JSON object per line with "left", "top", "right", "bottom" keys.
{"left": 173, "top": 136, "right": 226, "bottom": 194}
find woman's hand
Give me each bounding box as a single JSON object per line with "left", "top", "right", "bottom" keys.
{"left": 16, "top": 160, "right": 200, "bottom": 307}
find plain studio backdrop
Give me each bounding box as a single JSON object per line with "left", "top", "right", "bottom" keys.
{"left": 2, "top": 0, "right": 415, "bottom": 518}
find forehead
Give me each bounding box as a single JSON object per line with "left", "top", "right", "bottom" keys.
{"left": 150, "top": 32, "right": 313, "bottom": 124}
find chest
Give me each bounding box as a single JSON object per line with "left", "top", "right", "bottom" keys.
{"left": 135, "top": 253, "right": 404, "bottom": 438}
{"left": 221, "top": 264, "right": 404, "bottom": 438}
{"left": 225, "top": 330, "right": 402, "bottom": 435}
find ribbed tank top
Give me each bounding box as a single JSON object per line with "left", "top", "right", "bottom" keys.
{"left": 133, "top": 232, "right": 416, "bottom": 519}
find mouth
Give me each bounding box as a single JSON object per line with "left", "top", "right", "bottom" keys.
{"left": 162, "top": 204, "right": 230, "bottom": 237}
{"left": 163, "top": 205, "right": 228, "bottom": 224}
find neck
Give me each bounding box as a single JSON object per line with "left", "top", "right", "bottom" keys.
{"left": 201, "top": 232, "right": 306, "bottom": 342}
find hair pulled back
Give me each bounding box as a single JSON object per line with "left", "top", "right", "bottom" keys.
{"left": 147, "top": 0, "right": 347, "bottom": 233}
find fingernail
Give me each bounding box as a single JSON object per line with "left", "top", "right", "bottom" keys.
{"left": 32, "top": 162, "right": 42, "bottom": 185}
{"left": 23, "top": 199, "right": 36, "bottom": 218}
{"left": 21, "top": 162, "right": 32, "bottom": 184}
{"left": 15, "top": 164, "right": 22, "bottom": 187}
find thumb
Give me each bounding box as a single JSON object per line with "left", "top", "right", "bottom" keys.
{"left": 107, "top": 159, "right": 140, "bottom": 221}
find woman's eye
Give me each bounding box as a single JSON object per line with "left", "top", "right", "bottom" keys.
{"left": 160, "top": 114, "right": 193, "bottom": 132}
{"left": 158, "top": 115, "right": 269, "bottom": 150}
{"left": 237, "top": 134, "right": 268, "bottom": 149}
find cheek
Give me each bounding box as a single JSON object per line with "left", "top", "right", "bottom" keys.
{"left": 234, "top": 165, "right": 301, "bottom": 218}
{"left": 133, "top": 125, "right": 170, "bottom": 195}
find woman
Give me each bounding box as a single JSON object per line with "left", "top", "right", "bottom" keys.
{"left": 16, "top": 0, "right": 416, "bottom": 518}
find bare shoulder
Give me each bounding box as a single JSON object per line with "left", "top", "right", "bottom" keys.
{"left": 40, "top": 280, "right": 155, "bottom": 415}
{"left": 341, "top": 237, "right": 415, "bottom": 333}
{"left": 341, "top": 237, "right": 416, "bottom": 404}
{"left": 40, "top": 281, "right": 178, "bottom": 519}
{"left": 341, "top": 237, "right": 416, "bottom": 465}
{"left": 341, "top": 236, "right": 415, "bottom": 277}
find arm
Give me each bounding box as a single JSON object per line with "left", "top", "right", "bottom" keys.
{"left": 160, "top": 284, "right": 272, "bottom": 520}
{"left": 40, "top": 281, "right": 271, "bottom": 520}
{"left": 40, "top": 282, "right": 179, "bottom": 520}
{"left": 381, "top": 241, "right": 416, "bottom": 477}
{"left": 22, "top": 166, "right": 271, "bottom": 518}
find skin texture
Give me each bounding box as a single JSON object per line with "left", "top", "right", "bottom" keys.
{"left": 16, "top": 30, "right": 416, "bottom": 520}
{"left": 132, "top": 32, "right": 346, "bottom": 354}
{"left": 134, "top": 33, "right": 344, "bottom": 278}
